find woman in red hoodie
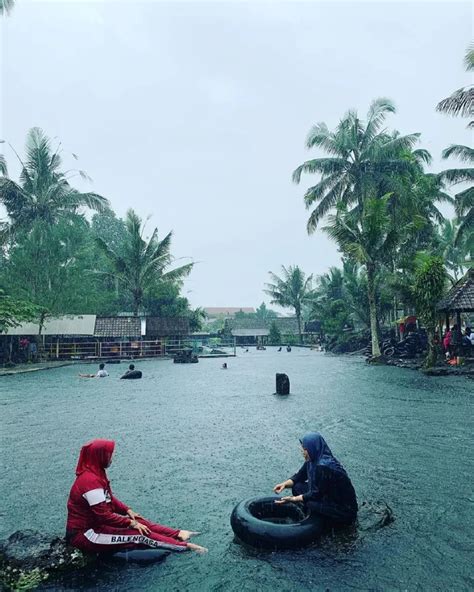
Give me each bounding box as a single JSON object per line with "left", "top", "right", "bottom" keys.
{"left": 66, "top": 439, "right": 207, "bottom": 555}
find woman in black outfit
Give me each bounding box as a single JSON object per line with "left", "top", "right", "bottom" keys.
{"left": 273, "top": 432, "right": 357, "bottom": 525}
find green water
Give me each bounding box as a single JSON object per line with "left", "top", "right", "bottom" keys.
{"left": 1, "top": 350, "right": 473, "bottom": 591}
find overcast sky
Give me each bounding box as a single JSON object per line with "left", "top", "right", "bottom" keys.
{"left": 1, "top": 0, "right": 472, "bottom": 309}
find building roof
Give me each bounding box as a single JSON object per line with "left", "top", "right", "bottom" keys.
{"left": 232, "top": 328, "right": 269, "bottom": 337}
{"left": 226, "top": 316, "right": 301, "bottom": 336}
{"left": 437, "top": 268, "right": 474, "bottom": 313}
{"left": 272, "top": 317, "right": 300, "bottom": 335}
{"left": 145, "top": 317, "right": 189, "bottom": 336}
{"left": 94, "top": 317, "right": 142, "bottom": 337}
{"left": 5, "top": 315, "right": 97, "bottom": 336}
{"left": 204, "top": 307, "right": 255, "bottom": 317}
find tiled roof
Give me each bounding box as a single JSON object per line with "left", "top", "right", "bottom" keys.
{"left": 94, "top": 317, "right": 141, "bottom": 337}
{"left": 145, "top": 317, "right": 189, "bottom": 336}
{"left": 437, "top": 268, "right": 474, "bottom": 312}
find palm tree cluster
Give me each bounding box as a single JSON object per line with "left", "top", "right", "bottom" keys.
{"left": 0, "top": 128, "right": 198, "bottom": 326}
{"left": 286, "top": 47, "right": 473, "bottom": 362}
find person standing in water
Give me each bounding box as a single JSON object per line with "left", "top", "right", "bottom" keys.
{"left": 273, "top": 432, "right": 357, "bottom": 526}
{"left": 66, "top": 439, "right": 207, "bottom": 554}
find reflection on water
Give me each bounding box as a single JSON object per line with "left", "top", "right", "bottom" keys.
{"left": 1, "top": 350, "right": 473, "bottom": 591}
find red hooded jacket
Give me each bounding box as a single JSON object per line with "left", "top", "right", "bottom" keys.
{"left": 67, "top": 439, "right": 131, "bottom": 532}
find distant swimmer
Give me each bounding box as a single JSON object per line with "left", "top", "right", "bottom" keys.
{"left": 286, "top": 346, "right": 292, "bottom": 352}
{"left": 120, "top": 363, "right": 142, "bottom": 379}
{"left": 278, "top": 347, "right": 282, "bottom": 352}
{"left": 79, "top": 363, "right": 109, "bottom": 379}
{"left": 222, "top": 362, "right": 228, "bottom": 369}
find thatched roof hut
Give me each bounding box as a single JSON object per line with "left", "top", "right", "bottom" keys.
{"left": 437, "top": 268, "right": 474, "bottom": 313}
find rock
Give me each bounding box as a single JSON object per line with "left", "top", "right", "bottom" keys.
{"left": 275, "top": 373, "right": 290, "bottom": 395}
{"left": 357, "top": 501, "right": 394, "bottom": 532}
{"left": 0, "top": 531, "right": 90, "bottom": 591}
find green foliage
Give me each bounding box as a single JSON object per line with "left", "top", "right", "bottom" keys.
{"left": 268, "top": 320, "right": 281, "bottom": 345}
{"left": 412, "top": 255, "right": 448, "bottom": 368}
{"left": 0, "top": 290, "right": 39, "bottom": 333}
{"left": 0, "top": 128, "right": 108, "bottom": 236}
{"left": 264, "top": 265, "right": 313, "bottom": 343}
{"left": 95, "top": 209, "right": 193, "bottom": 315}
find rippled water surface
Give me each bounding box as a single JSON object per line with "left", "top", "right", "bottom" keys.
{"left": 1, "top": 350, "right": 473, "bottom": 591}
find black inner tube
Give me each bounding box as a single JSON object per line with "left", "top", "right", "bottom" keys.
{"left": 248, "top": 499, "right": 308, "bottom": 524}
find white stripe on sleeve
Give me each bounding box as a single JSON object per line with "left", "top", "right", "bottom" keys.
{"left": 83, "top": 488, "right": 107, "bottom": 506}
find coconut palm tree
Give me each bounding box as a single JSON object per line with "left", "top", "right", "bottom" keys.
{"left": 0, "top": 128, "right": 108, "bottom": 236}
{"left": 0, "top": 0, "right": 14, "bottom": 16}
{"left": 439, "top": 144, "right": 474, "bottom": 244}
{"left": 264, "top": 265, "right": 313, "bottom": 343}
{"left": 436, "top": 45, "right": 474, "bottom": 125}
{"left": 95, "top": 209, "right": 193, "bottom": 315}
{"left": 323, "top": 195, "right": 399, "bottom": 358}
{"left": 292, "top": 98, "right": 422, "bottom": 232}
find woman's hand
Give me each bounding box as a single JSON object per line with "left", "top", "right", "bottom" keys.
{"left": 127, "top": 509, "right": 143, "bottom": 520}
{"left": 274, "top": 496, "right": 296, "bottom": 505}
{"left": 187, "top": 542, "right": 208, "bottom": 554}
{"left": 178, "top": 530, "right": 200, "bottom": 541}
{"left": 275, "top": 494, "right": 303, "bottom": 504}
{"left": 130, "top": 519, "right": 150, "bottom": 535}
{"left": 273, "top": 482, "right": 287, "bottom": 494}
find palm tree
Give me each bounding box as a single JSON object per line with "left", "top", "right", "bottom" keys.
{"left": 323, "top": 195, "right": 399, "bottom": 358}
{"left": 435, "top": 219, "right": 469, "bottom": 282}
{"left": 0, "top": 0, "right": 14, "bottom": 16}
{"left": 439, "top": 144, "right": 474, "bottom": 244}
{"left": 95, "top": 209, "right": 193, "bottom": 315}
{"left": 264, "top": 265, "right": 313, "bottom": 343}
{"left": 0, "top": 128, "right": 108, "bottom": 236}
{"left": 436, "top": 45, "right": 474, "bottom": 125}
{"left": 292, "top": 98, "right": 421, "bottom": 232}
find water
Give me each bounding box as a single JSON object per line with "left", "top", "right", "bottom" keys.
{"left": 1, "top": 350, "right": 473, "bottom": 591}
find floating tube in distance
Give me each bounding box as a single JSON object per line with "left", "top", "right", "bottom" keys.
{"left": 120, "top": 370, "right": 142, "bottom": 379}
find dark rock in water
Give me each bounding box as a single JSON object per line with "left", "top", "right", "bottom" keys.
{"left": 0, "top": 531, "right": 90, "bottom": 591}
{"left": 275, "top": 373, "right": 290, "bottom": 395}
{"left": 357, "top": 501, "right": 394, "bottom": 532}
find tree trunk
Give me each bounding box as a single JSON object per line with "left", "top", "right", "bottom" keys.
{"left": 296, "top": 311, "right": 303, "bottom": 344}
{"left": 424, "top": 326, "right": 437, "bottom": 368}
{"left": 367, "top": 264, "right": 381, "bottom": 358}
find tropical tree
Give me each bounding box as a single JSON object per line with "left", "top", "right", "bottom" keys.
{"left": 264, "top": 265, "right": 313, "bottom": 343}
{"left": 323, "top": 195, "right": 399, "bottom": 357}
{"left": 95, "top": 209, "right": 193, "bottom": 315}
{"left": 439, "top": 144, "right": 473, "bottom": 245}
{"left": 437, "top": 46, "right": 474, "bottom": 244}
{"left": 0, "top": 0, "right": 14, "bottom": 16}
{"left": 0, "top": 290, "right": 38, "bottom": 333}
{"left": 268, "top": 320, "right": 281, "bottom": 345}
{"left": 292, "top": 98, "right": 422, "bottom": 232}
{"left": 255, "top": 302, "right": 278, "bottom": 323}
{"left": 434, "top": 219, "right": 469, "bottom": 282}
{"left": 436, "top": 44, "right": 474, "bottom": 125}
{"left": 0, "top": 128, "right": 108, "bottom": 236}
{"left": 412, "top": 255, "right": 447, "bottom": 368}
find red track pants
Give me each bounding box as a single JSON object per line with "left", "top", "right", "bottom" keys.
{"left": 71, "top": 518, "right": 188, "bottom": 553}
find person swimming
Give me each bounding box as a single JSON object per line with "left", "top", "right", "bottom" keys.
{"left": 66, "top": 439, "right": 207, "bottom": 555}
{"left": 79, "top": 363, "right": 109, "bottom": 379}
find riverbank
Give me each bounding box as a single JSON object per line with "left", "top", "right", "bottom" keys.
{"left": 0, "top": 361, "right": 73, "bottom": 377}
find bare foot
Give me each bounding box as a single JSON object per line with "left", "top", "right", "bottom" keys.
{"left": 178, "top": 530, "right": 200, "bottom": 541}
{"left": 187, "top": 542, "right": 208, "bottom": 554}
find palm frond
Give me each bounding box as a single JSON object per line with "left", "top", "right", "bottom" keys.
{"left": 436, "top": 86, "right": 474, "bottom": 118}
{"left": 442, "top": 144, "right": 474, "bottom": 163}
